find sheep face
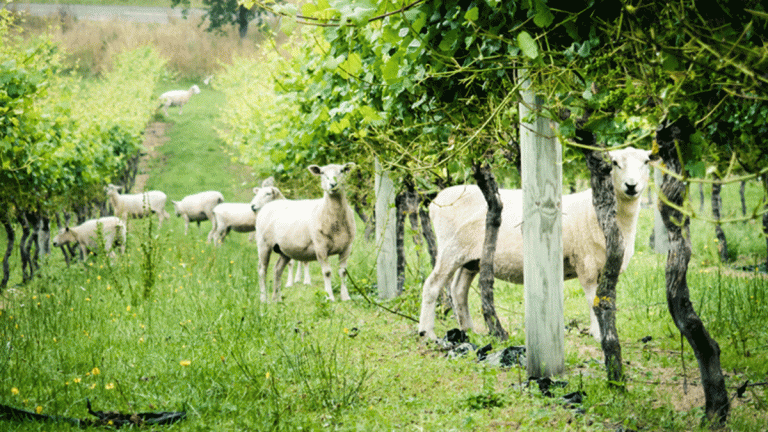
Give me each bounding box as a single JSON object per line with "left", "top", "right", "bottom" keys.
{"left": 191, "top": 85, "right": 201, "bottom": 95}
{"left": 609, "top": 148, "right": 652, "bottom": 200}
{"left": 52, "top": 227, "right": 75, "bottom": 247}
{"left": 308, "top": 163, "right": 355, "bottom": 194}
{"left": 250, "top": 186, "right": 285, "bottom": 213}
{"left": 104, "top": 183, "right": 122, "bottom": 196}
{"left": 172, "top": 200, "right": 183, "bottom": 216}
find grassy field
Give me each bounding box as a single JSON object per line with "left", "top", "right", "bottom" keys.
{"left": 2, "top": 10, "right": 768, "bottom": 431}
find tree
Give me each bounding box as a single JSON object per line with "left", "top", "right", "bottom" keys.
{"left": 172, "top": 0, "right": 276, "bottom": 38}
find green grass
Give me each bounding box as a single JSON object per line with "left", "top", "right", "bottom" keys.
{"left": 2, "top": 80, "right": 768, "bottom": 431}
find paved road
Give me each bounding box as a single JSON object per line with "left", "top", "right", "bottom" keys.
{"left": 4, "top": 2, "right": 205, "bottom": 23}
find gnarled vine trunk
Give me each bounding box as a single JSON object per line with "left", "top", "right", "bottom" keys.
{"left": 712, "top": 175, "right": 729, "bottom": 263}
{"left": 577, "top": 130, "right": 624, "bottom": 385}
{"left": 1, "top": 218, "right": 14, "bottom": 292}
{"left": 656, "top": 119, "right": 729, "bottom": 425}
{"left": 473, "top": 160, "right": 508, "bottom": 341}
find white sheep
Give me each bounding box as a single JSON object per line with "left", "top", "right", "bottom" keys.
{"left": 417, "top": 148, "right": 652, "bottom": 340}
{"left": 255, "top": 163, "right": 356, "bottom": 302}
{"left": 286, "top": 261, "right": 312, "bottom": 287}
{"left": 52, "top": 216, "right": 126, "bottom": 259}
{"left": 172, "top": 190, "right": 225, "bottom": 242}
{"left": 212, "top": 179, "right": 284, "bottom": 245}
{"left": 105, "top": 183, "right": 170, "bottom": 228}
{"left": 158, "top": 85, "right": 200, "bottom": 116}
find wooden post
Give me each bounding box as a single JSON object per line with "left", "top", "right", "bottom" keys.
{"left": 520, "top": 83, "right": 564, "bottom": 377}
{"left": 375, "top": 158, "right": 398, "bottom": 299}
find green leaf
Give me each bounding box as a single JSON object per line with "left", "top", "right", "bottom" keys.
{"left": 464, "top": 7, "right": 479, "bottom": 22}
{"left": 533, "top": 0, "right": 554, "bottom": 27}
{"left": 517, "top": 31, "right": 538, "bottom": 59}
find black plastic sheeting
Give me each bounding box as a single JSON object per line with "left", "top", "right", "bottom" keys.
{"left": 0, "top": 399, "right": 186, "bottom": 428}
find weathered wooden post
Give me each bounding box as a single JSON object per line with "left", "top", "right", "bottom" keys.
{"left": 375, "top": 158, "right": 398, "bottom": 299}
{"left": 520, "top": 82, "right": 564, "bottom": 377}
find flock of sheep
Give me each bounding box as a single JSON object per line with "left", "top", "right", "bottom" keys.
{"left": 53, "top": 96, "right": 654, "bottom": 340}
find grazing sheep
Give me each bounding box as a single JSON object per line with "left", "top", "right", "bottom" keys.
{"left": 158, "top": 85, "right": 200, "bottom": 116}
{"left": 172, "top": 191, "right": 225, "bottom": 242}
{"left": 105, "top": 184, "right": 170, "bottom": 228}
{"left": 256, "top": 163, "right": 356, "bottom": 302}
{"left": 286, "top": 261, "right": 312, "bottom": 287}
{"left": 52, "top": 216, "right": 126, "bottom": 259}
{"left": 212, "top": 179, "right": 284, "bottom": 245}
{"left": 417, "top": 148, "right": 652, "bottom": 340}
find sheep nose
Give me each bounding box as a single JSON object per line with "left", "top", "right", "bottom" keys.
{"left": 625, "top": 183, "right": 638, "bottom": 195}
{"left": 251, "top": 204, "right": 258, "bottom": 212}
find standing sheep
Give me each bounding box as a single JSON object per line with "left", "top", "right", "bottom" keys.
{"left": 172, "top": 190, "right": 225, "bottom": 242}
{"left": 52, "top": 216, "right": 126, "bottom": 260}
{"left": 255, "top": 163, "right": 356, "bottom": 302}
{"left": 212, "top": 178, "right": 284, "bottom": 245}
{"left": 158, "top": 85, "right": 200, "bottom": 116}
{"left": 105, "top": 183, "right": 170, "bottom": 228}
{"left": 417, "top": 148, "right": 652, "bottom": 340}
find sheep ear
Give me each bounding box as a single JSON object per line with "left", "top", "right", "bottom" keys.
{"left": 648, "top": 149, "right": 659, "bottom": 161}
{"left": 308, "top": 165, "right": 322, "bottom": 176}
{"left": 252, "top": 187, "right": 261, "bottom": 194}
{"left": 261, "top": 176, "right": 275, "bottom": 187}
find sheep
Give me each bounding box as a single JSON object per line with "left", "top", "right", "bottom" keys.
{"left": 212, "top": 178, "right": 284, "bottom": 245}
{"left": 171, "top": 190, "right": 225, "bottom": 242}
{"left": 286, "top": 261, "right": 312, "bottom": 287}
{"left": 417, "top": 148, "right": 652, "bottom": 340}
{"left": 52, "top": 216, "right": 126, "bottom": 259}
{"left": 255, "top": 163, "right": 356, "bottom": 302}
{"left": 105, "top": 184, "right": 170, "bottom": 228}
{"left": 158, "top": 85, "right": 200, "bottom": 116}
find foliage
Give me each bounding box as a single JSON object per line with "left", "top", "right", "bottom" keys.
{"left": 0, "top": 13, "right": 165, "bottom": 220}
{"left": 171, "top": 0, "right": 279, "bottom": 38}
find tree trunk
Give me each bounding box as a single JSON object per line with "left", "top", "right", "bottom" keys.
{"left": 740, "top": 180, "right": 747, "bottom": 218}
{"left": 1, "top": 218, "right": 14, "bottom": 292}
{"left": 577, "top": 130, "right": 624, "bottom": 385}
{"left": 419, "top": 205, "right": 438, "bottom": 268}
{"left": 18, "top": 214, "right": 32, "bottom": 283}
{"left": 395, "top": 191, "right": 406, "bottom": 296}
{"left": 656, "top": 119, "right": 730, "bottom": 425}
{"left": 237, "top": 5, "right": 249, "bottom": 39}
{"left": 37, "top": 216, "right": 51, "bottom": 256}
{"left": 712, "top": 176, "right": 729, "bottom": 263}
{"left": 763, "top": 177, "right": 768, "bottom": 271}
{"left": 472, "top": 160, "right": 508, "bottom": 341}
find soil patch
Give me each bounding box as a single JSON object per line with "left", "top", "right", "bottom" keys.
{"left": 134, "top": 121, "right": 170, "bottom": 192}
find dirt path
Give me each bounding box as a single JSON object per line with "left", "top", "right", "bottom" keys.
{"left": 134, "top": 121, "right": 170, "bottom": 192}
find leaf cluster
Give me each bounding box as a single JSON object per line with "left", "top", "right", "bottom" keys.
{"left": 0, "top": 13, "right": 166, "bottom": 219}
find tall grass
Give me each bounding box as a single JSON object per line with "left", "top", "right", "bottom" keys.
{"left": 11, "top": 9, "right": 265, "bottom": 79}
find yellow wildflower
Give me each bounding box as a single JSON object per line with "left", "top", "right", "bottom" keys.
{"left": 105, "top": 383, "right": 115, "bottom": 390}
{"left": 11, "top": 387, "right": 19, "bottom": 395}
{"left": 36, "top": 406, "right": 42, "bottom": 414}
{"left": 180, "top": 360, "right": 191, "bottom": 367}
{"left": 91, "top": 367, "right": 100, "bottom": 376}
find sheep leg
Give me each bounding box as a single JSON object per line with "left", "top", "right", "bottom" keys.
{"left": 451, "top": 268, "right": 478, "bottom": 333}
{"left": 285, "top": 260, "right": 296, "bottom": 288}
{"left": 337, "top": 247, "right": 352, "bottom": 301}
{"left": 302, "top": 262, "right": 311, "bottom": 285}
{"left": 579, "top": 276, "right": 601, "bottom": 340}
{"left": 257, "top": 245, "right": 271, "bottom": 302}
{"left": 183, "top": 215, "right": 190, "bottom": 236}
{"left": 206, "top": 210, "right": 216, "bottom": 243}
{"left": 418, "top": 257, "right": 461, "bottom": 339}
{"left": 316, "top": 251, "right": 337, "bottom": 301}
{"left": 273, "top": 255, "right": 290, "bottom": 302}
